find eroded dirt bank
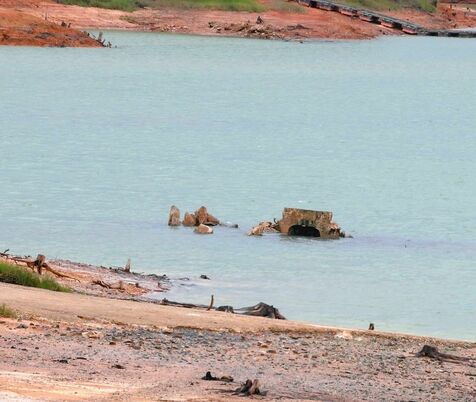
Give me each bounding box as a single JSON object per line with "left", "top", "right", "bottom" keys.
{"left": 1, "top": 283, "right": 476, "bottom": 401}
{"left": 0, "top": 1, "right": 102, "bottom": 47}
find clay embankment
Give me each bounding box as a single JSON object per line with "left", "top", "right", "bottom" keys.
{"left": 0, "top": 0, "right": 102, "bottom": 47}
{"left": 1, "top": 282, "right": 476, "bottom": 401}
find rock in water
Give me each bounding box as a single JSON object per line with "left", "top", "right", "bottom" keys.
{"left": 205, "top": 213, "right": 220, "bottom": 226}
{"left": 168, "top": 205, "right": 181, "bottom": 226}
{"left": 194, "top": 224, "right": 213, "bottom": 234}
{"left": 182, "top": 212, "right": 197, "bottom": 226}
{"left": 195, "top": 206, "right": 209, "bottom": 225}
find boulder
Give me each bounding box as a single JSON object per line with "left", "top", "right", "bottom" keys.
{"left": 195, "top": 206, "right": 209, "bottom": 225}
{"left": 205, "top": 213, "right": 220, "bottom": 226}
{"left": 182, "top": 212, "right": 197, "bottom": 226}
{"left": 168, "top": 205, "right": 181, "bottom": 226}
{"left": 194, "top": 224, "right": 213, "bottom": 234}
{"left": 194, "top": 206, "right": 220, "bottom": 226}
{"left": 248, "top": 221, "right": 279, "bottom": 236}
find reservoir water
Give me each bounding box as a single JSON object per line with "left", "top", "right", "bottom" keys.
{"left": 1, "top": 32, "right": 475, "bottom": 340}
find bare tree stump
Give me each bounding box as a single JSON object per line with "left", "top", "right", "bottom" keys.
{"left": 207, "top": 294, "right": 214, "bottom": 311}
{"left": 124, "top": 258, "right": 131, "bottom": 273}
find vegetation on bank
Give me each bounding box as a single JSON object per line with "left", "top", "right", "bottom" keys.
{"left": 57, "top": 0, "right": 436, "bottom": 12}
{"left": 0, "top": 303, "right": 17, "bottom": 319}
{"left": 0, "top": 262, "right": 70, "bottom": 292}
{"left": 57, "top": 0, "right": 265, "bottom": 12}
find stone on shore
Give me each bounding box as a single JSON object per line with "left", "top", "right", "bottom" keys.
{"left": 194, "top": 224, "right": 213, "bottom": 234}
{"left": 168, "top": 205, "right": 181, "bottom": 226}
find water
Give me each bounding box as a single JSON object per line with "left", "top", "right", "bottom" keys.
{"left": 1, "top": 32, "right": 475, "bottom": 340}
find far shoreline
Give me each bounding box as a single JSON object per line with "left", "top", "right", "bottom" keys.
{"left": 2, "top": 0, "right": 476, "bottom": 47}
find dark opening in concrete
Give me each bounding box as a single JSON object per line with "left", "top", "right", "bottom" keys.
{"left": 288, "top": 225, "right": 320, "bottom": 237}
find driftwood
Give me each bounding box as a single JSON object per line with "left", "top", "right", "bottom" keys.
{"left": 27, "top": 254, "right": 80, "bottom": 281}
{"left": 2, "top": 253, "right": 80, "bottom": 282}
{"left": 159, "top": 299, "right": 285, "bottom": 319}
{"left": 124, "top": 258, "right": 131, "bottom": 273}
{"left": 201, "top": 371, "right": 233, "bottom": 382}
{"left": 92, "top": 279, "right": 125, "bottom": 291}
{"left": 234, "top": 379, "right": 265, "bottom": 396}
{"left": 159, "top": 298, "right": 207, "bottom": 309}
{"left": 416, "top": 345, "right": 473, "bottom": 365}
{"left": 236, "top": 302, "right": 286, "bottom": 319}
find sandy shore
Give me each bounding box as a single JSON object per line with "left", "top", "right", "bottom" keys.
{"left": 1, "top": 276, "right": 476, "bottom": 401}
{"left": 2, "top": 0, "right": 476, "bottom": 47}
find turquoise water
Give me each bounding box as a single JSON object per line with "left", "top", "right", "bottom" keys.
{"left": 1, "top": 32, "right": 475, "bottom": 340}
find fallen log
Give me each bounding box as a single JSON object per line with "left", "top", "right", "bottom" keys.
{"left": 416, "top": 345, "right": 473, "bottom": 364}
{"left": 159, "top": 298, "right": 208, "bottom": 309}
{"left": 92, "top": 279, "right": 125, "bottom": 291}
{"left": 25, "top": 254, "right": 80, "bottom": 282}
{"left": 158, "top": 298, "right": 285, "bottom": 319}
{"left": 236, "top": 302, "right": 286, "bottom": 319}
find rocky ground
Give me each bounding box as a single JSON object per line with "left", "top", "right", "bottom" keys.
{"left": 0, "top": 314, "right": 475, "bottom": 401}
{"left": 0, "top": 280, "right": 475, "bottom": 401}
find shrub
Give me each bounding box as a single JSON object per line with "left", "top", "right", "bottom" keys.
{"left": 0, "top": 304, "right": 17, "bottom": 319}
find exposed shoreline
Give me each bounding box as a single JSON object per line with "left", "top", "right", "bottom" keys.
{"left": 2, "top": 0, "right": 476, "bottom": 47}
{"left": 1, "top": 279, "right": 475, "bottom": 401}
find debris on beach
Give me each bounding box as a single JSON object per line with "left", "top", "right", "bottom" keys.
{"left": 416, "top": 345, "right": 474, "bottom": 364}
{"left": 249, "top": 208, "right": 346, "bottom": 239}
{"left": 237, "top": 302, "right": 286, "bottom": 319}
{"left": 2, "top": 253, "right": 79, "bottom": 281}
{"left": 159, "top": 299, "right": 286, "bottom": 319}
{"left": 207, "top": 20, "right": 307, "bottom": 41}
{"left": 201, "top": 371, "right": 234, "bottom": 382}
{"left": 234, "top": 379, "right": 266, "bottom": 396}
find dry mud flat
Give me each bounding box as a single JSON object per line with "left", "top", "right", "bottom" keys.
{"left": 1, "top": 284, "right": 476, "bottom": 401}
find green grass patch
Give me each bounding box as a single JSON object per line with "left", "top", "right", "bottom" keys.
{"left": 139, "top": 0, "right": 265, "bottom": 11}
{"left": 57, "top": 0, "right": 139, "bottom": 12}
{"left": 338, "top": 0, "right": 436, "bottom": 12}
{"left": 0, "top": 262, "right": 70, "bottom": 292}
{"left": 57, "top": 0, "right": 267, "bottom": 12}
{"left": 0, "top": 304, "right": 17, "bottom": 319}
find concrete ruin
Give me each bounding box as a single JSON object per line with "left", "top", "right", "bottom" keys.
{"left": 249, "top": 208, "right": 344, "bottom": 238}
{"left": 276, "top": 208, "right": 343, "bottom": 238}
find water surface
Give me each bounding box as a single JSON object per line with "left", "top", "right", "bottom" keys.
{"left": 1, "top": 32, "right": 475, "bottom": 340}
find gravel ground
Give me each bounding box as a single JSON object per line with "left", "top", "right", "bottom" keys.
{"left": 1, "top": 316, "right": 475, "bottom": 401}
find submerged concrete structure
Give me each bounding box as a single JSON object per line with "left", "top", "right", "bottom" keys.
{"left": 276, "top": 208, "right": 342, "bottom": 239}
